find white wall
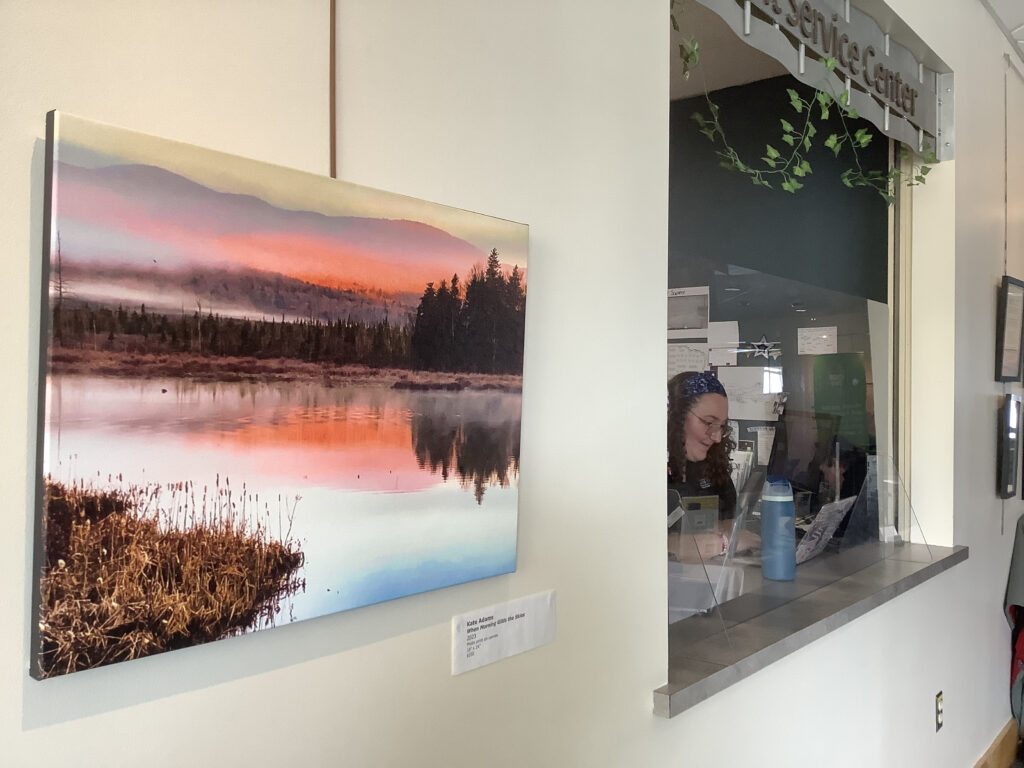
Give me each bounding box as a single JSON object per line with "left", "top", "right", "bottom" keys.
{"left": 0, "top": 1, "right": 1019, "bottom": 766}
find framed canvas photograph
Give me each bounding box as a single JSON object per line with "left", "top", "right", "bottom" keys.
{"left": 33, "top": 111, "right": 528, "bottom": 678}
{"left": 996, "top": 275, "right": 1024, "bottom": 382}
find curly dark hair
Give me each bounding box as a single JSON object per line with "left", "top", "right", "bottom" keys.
{"left": 667, "top": 371, "right": 735, "bottom": 487}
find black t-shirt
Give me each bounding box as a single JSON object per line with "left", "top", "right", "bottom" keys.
{"left": 667, "top": 460, "right": 737, "bottom": 520}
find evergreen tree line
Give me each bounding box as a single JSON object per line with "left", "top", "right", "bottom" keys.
{"left": 411, "top": 249, "right": 526, "bottom": 375}
{"left": 51, "top": 303, "right": 412, "bottom": 368}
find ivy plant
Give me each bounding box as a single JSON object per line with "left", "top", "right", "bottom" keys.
{"left": 673, "top": 1, "right": 936, "bottom": 205}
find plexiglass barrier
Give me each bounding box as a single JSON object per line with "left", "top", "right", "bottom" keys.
{"left": 667, "top": 454, "right": 930, "bottom": 645}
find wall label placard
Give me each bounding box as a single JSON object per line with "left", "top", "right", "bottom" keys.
{"left": 452, "top": 590, "right": 556, "bottom": 675}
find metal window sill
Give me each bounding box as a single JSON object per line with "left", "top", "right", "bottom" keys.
{"left": 654, "top": 542, "right": 969, "bottom": 718}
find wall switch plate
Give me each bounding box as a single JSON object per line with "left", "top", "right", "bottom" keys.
{"left": 935, "top": 691, "right": 943, "bottom": 731}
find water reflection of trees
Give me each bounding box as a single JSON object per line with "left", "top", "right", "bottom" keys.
{"left": 411, "top": 412, "right": 521, "bottom": 503}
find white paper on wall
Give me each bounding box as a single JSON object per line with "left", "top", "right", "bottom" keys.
{"left": 668, "top": 341, "right": 709, "bottom": 376}
{"left": 708, "top": 321, "right": 739, "bottom": 367}
{"left": 797, "top": 326, "right": 838, "bottom": 355}
{"left": 749, "top": 426, "right": 776, "bottom": 465}
{"left": 715, "top": 366, "right": 781, "bottom": 421}
{"left": 667, "top": 286, "right": 709, "bottom": 334}
{"left": 731, "top": 449, "right": 754, "bottom": 491}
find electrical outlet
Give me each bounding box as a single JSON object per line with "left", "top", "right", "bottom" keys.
{"left": 935, "top": 691, "right": 943, "bottom": 731}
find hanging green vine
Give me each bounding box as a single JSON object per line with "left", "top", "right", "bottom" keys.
{"left": 672, "top": 1, "right": 936, "bottom": 205}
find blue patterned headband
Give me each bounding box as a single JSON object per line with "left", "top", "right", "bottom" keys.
{"left": 681, "top": 371, "right": 727, "bottom": 398}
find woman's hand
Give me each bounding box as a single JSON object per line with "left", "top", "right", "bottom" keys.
{"left": 668, "top": 530, "right": 728, "bottom": 561}
{"left": 721, "top": 520, "right": 761, "bottom": 554}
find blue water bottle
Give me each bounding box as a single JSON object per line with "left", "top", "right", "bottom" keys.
{"left": 761, "top": 476, "right": 796, "bottom": 581}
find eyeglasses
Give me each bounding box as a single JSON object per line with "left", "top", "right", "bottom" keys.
{"left": 690, "top": 412, "right": 725, "bottom": 438}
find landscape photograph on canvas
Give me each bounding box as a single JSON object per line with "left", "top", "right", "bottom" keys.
{"left": 34, "top": 112, "right": 528, "bottom": 677}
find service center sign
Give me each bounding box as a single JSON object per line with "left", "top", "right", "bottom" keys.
{"left": 693, "top": 0, "right": 955, "bottom": 159}
{"left": 758, "top": 0, "right": 919, "bottom": 118}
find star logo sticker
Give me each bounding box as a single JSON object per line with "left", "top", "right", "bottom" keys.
{"left": 748, "top": 335, "right": 782, "bottom": 360}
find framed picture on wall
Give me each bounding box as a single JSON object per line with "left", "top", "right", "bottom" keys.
{"left": 33, "top": 111, "right": 529, "bottom": 678}
{"left": 996, "top": 275, "right": 1024, "bottom": 382}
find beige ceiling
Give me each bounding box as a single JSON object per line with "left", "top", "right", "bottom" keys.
{"left": 670, "top": 0, "right": 787, "bottom": 101}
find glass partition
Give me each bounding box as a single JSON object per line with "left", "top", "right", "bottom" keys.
{"left": 666, "top": 257, "right": 924, "bottom": 659}
{"left": 668, "top": 454, "right": 930, "bottom": 654}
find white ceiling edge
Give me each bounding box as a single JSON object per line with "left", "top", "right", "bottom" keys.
{"left": 977, "top": 0, "right": 1024, "bottom": 64}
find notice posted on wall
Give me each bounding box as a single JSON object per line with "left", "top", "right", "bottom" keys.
{"left": 708, "top": 320, "right": 739, "bottom": 367}
{"left": 668, "top": 341, "right": 709, "bottom": 376}
{"left": 452, "top": 590, "right": 556, "bottom": 675}
{"left": 797, "top": 326, "right": 838, "bottom": 355}
{"left": 749, "top": 425, "right": 776, "bottom": 466}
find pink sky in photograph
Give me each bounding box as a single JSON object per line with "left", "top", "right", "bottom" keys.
{"left": 54, "top": 155, "right": 524, "bottom": 299}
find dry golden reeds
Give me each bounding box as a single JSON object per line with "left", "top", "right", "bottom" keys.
{"left": 37, "top": 478, "right": 304, "bottom": 678}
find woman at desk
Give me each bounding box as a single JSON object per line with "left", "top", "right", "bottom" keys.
{"left": 667, "top": 371, "right": 759, "bottom": 560}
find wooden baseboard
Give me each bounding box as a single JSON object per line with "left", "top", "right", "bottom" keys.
{"left": 975, "top": 718, "right": 1018, "bottom": 768}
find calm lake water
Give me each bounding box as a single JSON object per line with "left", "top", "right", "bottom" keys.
{"left": 44, "top": 375, "right": 521, "bottom": 623}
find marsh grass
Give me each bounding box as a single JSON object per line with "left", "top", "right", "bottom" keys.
{"left": 37, "top": 477, "right": 304, "bottom": 677}
{"left": 48, "top": 347, "right": 522, "bottom": 391}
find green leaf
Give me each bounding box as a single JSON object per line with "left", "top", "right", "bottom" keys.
{"left": 708, "top": 102, "right": 720, "bottom": 118}
{"left": 847, "top": 107, "right": 859, "bottom": 119}
{"left": 700, "top": 128, "right": 715, "bottom": 141}
{"left": 678, "top": 41, "right": 699, "bottom": 65}
{"left": 781, "top": 179, "right": 795, "bottom": 193}
{"left": 781, "top": 133, "right": 795, "bottom": 146}
{"left": 914, "top": 175, "right": 926, "bottom": 184}
{"left": 841, "top": 175, "right": 853, "bottom": 188}
{"left": 838, "top": 90, "right": 849, "bottom": 106}
{"left": 793, "top": 165, "right": 805, "bottom": 177}
{"left": 786, "top": 88, "right": 799, "bottom": 102}
{"left": 762, "top": 157, "right": 777, "bottom": 168}
{"left": 815, "top": 91, "right": 832, "bottom": 120}
{"left": 800, "top": 160, "right": 812, "bottom": 174}
{"left": 780, "top": 118, "right": 794, "bottom": 133}
{"left": 824, "top": 57, "right": 837, "bottom": 71}
{"left": 824, "top": 134, "right": 838, "bottom": 150}
{"left": 921, "top": 165, "right": 932, "bottom": 176}
{"left": 790, "top": 178, "right": 804, "bottom": 191}
{"left": 803, "top": 136, "right": 811, "bottom": 151}
{"left": 765, "top": 144, "right": 780, "bottom": 159}
{"left": 806, "top": 122, "right": 817, "bottom": 138}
